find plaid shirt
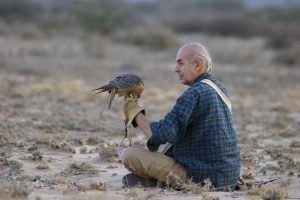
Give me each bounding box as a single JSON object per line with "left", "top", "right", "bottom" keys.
{"left": 147, "top": 73, "right": 240, "bottom": 190}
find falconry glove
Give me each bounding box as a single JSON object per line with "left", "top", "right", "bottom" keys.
{"left": 124, "top": 98, "right": 145, "bottom": 128}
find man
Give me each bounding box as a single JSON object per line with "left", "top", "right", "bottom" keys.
{"left": 121, "top": 42, "right": 240, "bottom": 191}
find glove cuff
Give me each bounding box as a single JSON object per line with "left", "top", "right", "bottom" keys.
{"left": 126, "top": 106, "right": 145, "bottom": 128}
{"left": 131, "top": 109, "right": 145, "bottom": 128}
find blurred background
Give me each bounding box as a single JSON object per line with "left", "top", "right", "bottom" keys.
{"left": 0, "top": 0, "right": 299, "bottom": 132}
{"left": 0, "top": 0, "right": 300, "bottom": 75}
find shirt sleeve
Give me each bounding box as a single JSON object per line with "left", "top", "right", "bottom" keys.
{"left": 147, "top": 90, "right": 197, "bottom": 151}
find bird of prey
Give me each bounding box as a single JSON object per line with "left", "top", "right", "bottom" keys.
{"left": 92, "top": 73, "right": 144, "bottom": 110}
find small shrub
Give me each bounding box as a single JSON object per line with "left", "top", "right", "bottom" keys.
{"left": 240, "top": 153, "right": 257, "bottom": 166}
{"left": 273, "top": 48, "right": 300, "bottom": 66}
{"left": 265, "top": 33, "right": 294, "bottom": 49}
{"left": 98, "top": 144, "right": 118, "bottom": 162}
{"left": 278, "top": 157, "right": 300, "bottom": 170}
{"left": 47, "top": 176, "right": 66, "bottom": 185}
{"left": 63, "top": 162, "right": 98, "bottom": 176}
{"left": 27, "top": 144, "right": 38, "bottom": 151}
{"left": 36, "top": 164, "right": 50, "bottom": 170}
{"left": 84, "top": 34, "right": 110, "bottom": 58}
{"left": 86, "top": 136, "right": 104, "bottom": 145}
{"left": 80, "top": 146, "right": 88, "bottom": 154}
{"left": 121, "top": 25, "right": 180, "bottom": 50}
{"left": 31, "top": 151, "right": 43, "bottom": 161}
{"left": 0, "top": 20, "right": 10, "bottom": 35}
{"left": 50, "top": 141, "right": 76, "bottom": 154}
{"left": 0, "top": 0, "right": 44, "bottom": 22}
{"left": 8, "top": 160, "right": 22, "bottom": 170}
{"left": 69, "top": 162, "right": 94, "bottom": 171}
{"left": 69, "top": 0, "right": 132, "bottom": 34}
{"left": 290, "top": 140, "right": 300, "bottom": 148}
{"left": 72, "top": 138, "right": 84, "bottom": 146}
{"left": 242, "top": 171, "right": 255, "bottom": 180}
{"left": 89, "top": 182, "right": 108, "bottom": 191}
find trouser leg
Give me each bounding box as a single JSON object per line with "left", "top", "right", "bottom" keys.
{"left": 121, "top": 146, "right": 189, "bottom": 188}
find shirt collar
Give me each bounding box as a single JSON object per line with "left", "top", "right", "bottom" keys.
{"left": 191, "top": 73, "right": 211, "bottom": 86}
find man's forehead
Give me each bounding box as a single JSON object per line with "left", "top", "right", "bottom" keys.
{"left": 176, "top": 47, "right": 189, "bottom": 61}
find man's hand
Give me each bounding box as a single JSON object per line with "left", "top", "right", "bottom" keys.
{"left": 124, "top": 98, "right": 145, "bottom": 128}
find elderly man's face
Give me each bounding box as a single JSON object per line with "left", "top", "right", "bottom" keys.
{"left": 175, "top": 47, "right": 198, "bottom": 86}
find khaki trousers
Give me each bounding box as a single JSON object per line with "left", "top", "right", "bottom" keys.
{"left": 121, "top": 146, "right": 189, "bottom": 188}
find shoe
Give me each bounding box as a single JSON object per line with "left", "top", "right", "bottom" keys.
{"left": 122, "top": 173, "right": 167, "bottom": 188}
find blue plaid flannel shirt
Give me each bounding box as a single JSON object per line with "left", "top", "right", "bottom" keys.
{"left": 147, "top": 73, "right": 240, "bottom": 190}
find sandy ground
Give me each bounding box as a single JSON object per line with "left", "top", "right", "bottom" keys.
{"left": 0, "top": 33, "right": 300, "bottom": 200}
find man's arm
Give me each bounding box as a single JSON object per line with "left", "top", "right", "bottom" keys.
{"left": 135, "top": 112, "right": 152, "bottom": 138}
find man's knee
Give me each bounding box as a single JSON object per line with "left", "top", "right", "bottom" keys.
{"left": 121, "top": 147, "right": 145, "bottom": 165}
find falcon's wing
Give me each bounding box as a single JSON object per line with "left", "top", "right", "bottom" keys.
{"left": 114, "top": 73, "right": 142, "bottom": 91}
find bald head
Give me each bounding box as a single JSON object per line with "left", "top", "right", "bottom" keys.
{"left": 179, "top": 43, "right": 212, "bottom": 73}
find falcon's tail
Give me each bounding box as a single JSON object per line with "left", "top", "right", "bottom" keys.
{"left": 92, "top": 84, "right": 114, "bottom": 95}
{"left": 92, "top": 84, "right": 115, "bottom": 110}
{"left": 108, "top": 89, "right": 115, "bottom": 110}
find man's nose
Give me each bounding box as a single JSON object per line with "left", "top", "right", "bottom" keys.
{"left": 175, "top": 65, "right": 180, "bottom": 72}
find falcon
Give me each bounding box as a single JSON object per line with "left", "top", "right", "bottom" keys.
{"left": 92, "top": 73, "right": 144, "bottom": 110}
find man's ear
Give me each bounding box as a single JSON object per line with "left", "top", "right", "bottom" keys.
{"left": 194, "top": 59, "right": 203, "bottom": 73}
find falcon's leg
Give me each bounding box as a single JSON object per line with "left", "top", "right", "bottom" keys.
{"left": 125, "top": 93, "right": 136, "bottom": 103}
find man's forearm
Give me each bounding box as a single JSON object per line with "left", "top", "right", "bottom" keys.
{"left": 135, "top": 112, "right": 152, "bottom": 138}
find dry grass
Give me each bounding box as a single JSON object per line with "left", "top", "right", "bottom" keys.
{"left": 247, "top": 185, "right": 270, "bottom": 196}
{"left": 17, "top": 78, "right": 89, "bottom": 98}
{"left": 242, "top": 178, "right": 290, "bottom": 200}
{"left": 166, "top": 172, "right": 213, "bottom": 194}
{"left": 125, "top": 186, "right": 141, "bottom": 198}
{"left": 262, "top": 186, "right": 288, "bottom": 200}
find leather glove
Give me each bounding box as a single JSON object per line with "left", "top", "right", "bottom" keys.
{"left": 124, "top": 98, "right": 145, "bottom": 128}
